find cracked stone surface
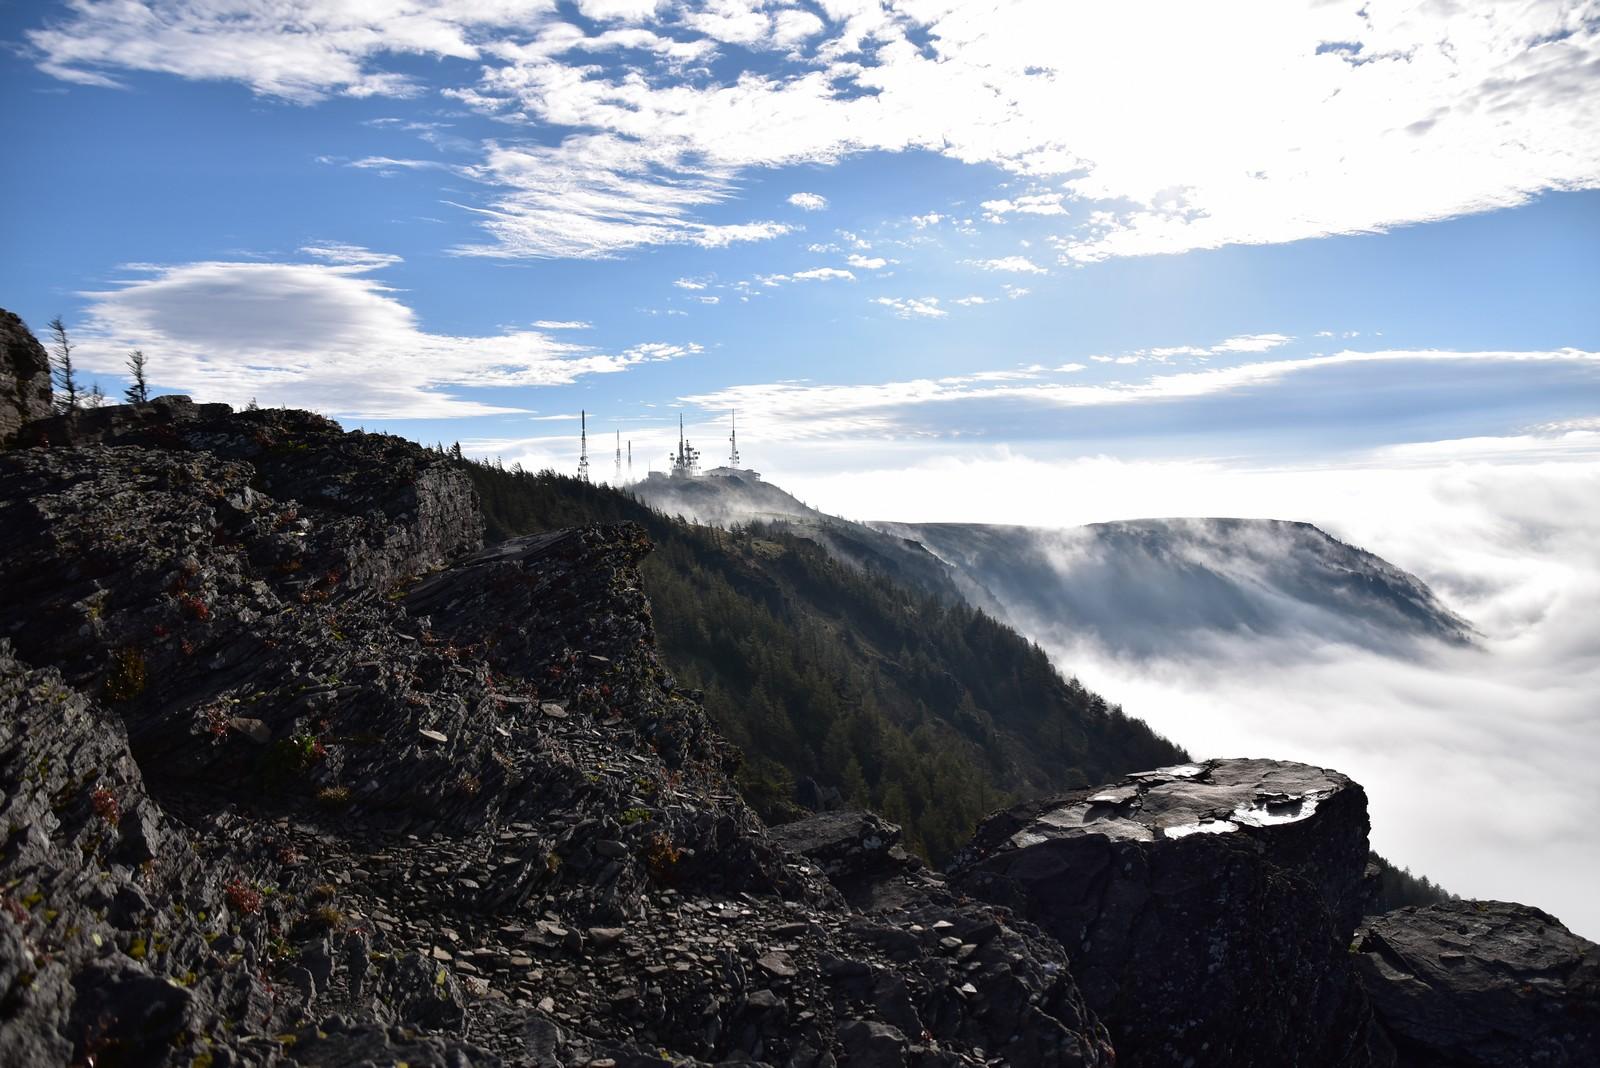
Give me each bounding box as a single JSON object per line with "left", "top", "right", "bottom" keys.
{"left": 1356, "top": 900, "right": 1600, "bottom": 1066}
{"left": 950, "top": 757, "right": 1382, "bottom": 1068}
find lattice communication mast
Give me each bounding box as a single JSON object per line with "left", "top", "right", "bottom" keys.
{"left": 669, "top": 414, "right": 700, "bottom": 478}
{"left": 577, "top": 409, "right": 590, "bottom": 483}
{"left": 627, "top": 440, "right": 633, "bottom": 484}
{"left": 614, "top": 431, "right": 622, "bottom": 485}
{"left": 728, "top": 409, "right": 741, "bottom": 468}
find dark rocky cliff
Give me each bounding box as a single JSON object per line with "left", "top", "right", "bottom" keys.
{"left": 0, "top": 312, "right": 1592, "bottom": 1067}
{"left": 0, "top": 310, "right": 54, "bottom": 444}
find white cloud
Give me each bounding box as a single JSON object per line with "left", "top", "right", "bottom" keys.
{"left": 27, "top": 0, "right": 557, "bottom": 103}
{"left": 684, "top": 347, "right": 1600, "bottom": 436}
{"left": 760, "top": 266, "right": 857, "bottom": 284}
{"left": 1213, "top": 332, "right": 1293, "bottom": 353}
{"left": 576, "top": 1, "right": 662, "bottom": 21}
{"left": 981, "top": 192, "right": 1067, "bottom": 219}
{"left": 532, "top": 319, "right": 593, "bottom": 329}
{"left": 792, "top": 266, "right": 854, "bottom": 281}
{"left": 846, "top": 254, "right": 889, "bottom": 269}
{"left": 449, "top": 135, "right": 792, "bottom": 258}
{"left": 28, "top": 2, "right": 1600, "bottom": 263}
{"left": 910, "top": 212, "right": 945, "bottom": 228}
{"left": 69, "top": 251, "right": 695, "bottom": 418}
{"left": 781, "top": 447, "right": 1600, "bottom": 937}
{"left": 300, "top": 243, "right": 404, "bottom": 269}
{"left": 787, "top": 191, "right": 829, "bottom": 210}
{"left": 970, "top": 256, "right": 1048, "bottom": 274}
{"left": 872, "top": 296, "right": 946, "bottom": 319}
{"left": 953, "top": 295, "right": 994, "bottom": 305}
{"left": 673, "top": 277, "right": 708, "bottom": 289}
{"left": 773, "top": 9, "right": 826, "bottom": 47}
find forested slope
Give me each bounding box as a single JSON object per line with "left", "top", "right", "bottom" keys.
{"left": 467, "top": 462, "right": 1185, "bottom": 861}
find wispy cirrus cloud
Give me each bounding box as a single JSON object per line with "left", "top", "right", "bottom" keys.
{"left": 447, "top": 136, "right": 792, "bottom": 259}
{"left": 685, "top": 346, "right": 1600, "bottom": 440}
{"left": 28, "top": 2, "right": 1600, "bottom": 263}
{"left": 69, "top": 247, "right": 696, "bottom": 418}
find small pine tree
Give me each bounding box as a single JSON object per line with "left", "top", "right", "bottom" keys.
{"left": 47, "top": 316, "right": 80, "bottom": 413}
{"left": 83, "top": 381, "right": 107, "bottom": 409}
{"left": 124, "top": 349, "right": 149, "bottom": 404}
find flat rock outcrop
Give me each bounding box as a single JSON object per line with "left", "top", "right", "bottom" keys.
{"left": 950, "top": 758, "right": 1380, "bottom": 1067}
{"left": 1356, "top": 900, "right": 1600, "bottom": 1066}
{"left": 0, "top": 309, "right": 53, "bottom": 443}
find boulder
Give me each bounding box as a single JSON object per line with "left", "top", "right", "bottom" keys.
{"left": 767, "top": 810, "right": 917, "bottom": 900}
{"left": 950, "top": 758, "right": 1380, "bottom": 1067}
{"left": 1356, "top": 899, "right": 1600, "bottom": 1066}
{"left": 0, "top": 309, "right": 53, "bottom": 443}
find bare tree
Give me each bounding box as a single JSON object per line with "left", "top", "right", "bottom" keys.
{"left": 124, "top": 349, "right": 150, "bottom": 404}
{"left": 84, "top": 381, "right": 108, "bottom": 409}
{"left": 47, "top": 316, "right": 80, "bottom": 413}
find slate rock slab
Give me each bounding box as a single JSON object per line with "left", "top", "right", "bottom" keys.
{"left": 950, "top": 757, "right": 1381, "bottom": 1068}
{"left": 1357, "top": 899, "right": 1600, "bottom": 1067}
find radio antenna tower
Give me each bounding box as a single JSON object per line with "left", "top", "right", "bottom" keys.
{"left": 627, "top": 440, "right": 633, "bottom": 484}
{"left": 669, "top": 414, "right": 700, "bottom": 478}
{"left": 614, "top": 431, "right": 622, "bottom": 485}
{"left": 577, "top": 410, "right": 590, "bottom": 483}
{"left": 728, "top": 409, "right": 741, "bottom": 468}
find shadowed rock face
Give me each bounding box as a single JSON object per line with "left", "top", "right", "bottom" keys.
{"left": 0, "top": 400, "right": 1115, "bottom": 1067}
{"left": 1357, "top": 900, "right": 1600, "bottom": 1066}
{"left": 0, "top": 309, "right": 53, "bottom": 444}
{"left": 950, "top": 758, "right": 1381, "bottom": 1068}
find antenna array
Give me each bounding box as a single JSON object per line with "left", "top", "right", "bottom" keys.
{"left": 669, "top": 414, "right": 700, "bottom": 478}
{"left": 577, "top": 410, "right": 590, "bottom": 483}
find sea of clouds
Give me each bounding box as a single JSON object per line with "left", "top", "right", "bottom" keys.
{"left": 797, "top": 444, "right": 1600, "bottom": 938}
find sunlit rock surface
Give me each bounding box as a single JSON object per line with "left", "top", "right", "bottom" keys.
{"left": 1356, "top": 900, "right": 1600, "bottom": 1066}
{"left": 950, "top": 757, "right": 1381, "bottom": 1067}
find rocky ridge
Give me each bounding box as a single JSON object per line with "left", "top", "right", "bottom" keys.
{"left": 0, "top": 311, "right": 1593, "bottom": 1067}
{"left": 1, "top": 386, "right": 1112, "bottom": 1065}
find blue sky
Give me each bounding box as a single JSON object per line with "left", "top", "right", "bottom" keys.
{"left": 4, "top": 0, "right": 1600, "bottom": 934}
{"left": 1, "top": 0, "right": 1596, "bottom": 506}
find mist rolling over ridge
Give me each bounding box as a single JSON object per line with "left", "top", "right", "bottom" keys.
{"left": 869, "top": 517, "right": 1478, "bottom": 658}
{"left": 641, "top": 462, "right": 1600, "bottom": 939}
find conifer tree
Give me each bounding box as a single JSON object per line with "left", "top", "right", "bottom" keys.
{"left": 124, "top": 349, "right": 150, "bottom": 404}
{"left": 47, "top": 316, "right": 80, "bottom": 413}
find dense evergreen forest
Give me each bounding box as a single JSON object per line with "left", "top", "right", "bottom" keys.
{"left": 464, "top": 462, "right": 1184, "bottom": 862}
